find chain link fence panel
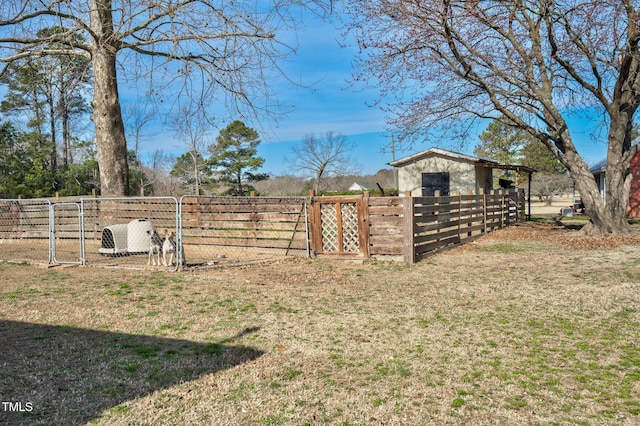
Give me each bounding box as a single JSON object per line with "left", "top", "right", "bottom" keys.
{"left": 179, "top": 196, "right": 309, "bottom": 267}
{"left": 0, "top": 196, "right": 310, "bottom": 270}
{"left": 0, "top": 199, "right": 52, "bottom": 264}
{"left": 81, "top": 197, "right": 179, "bottom": 270}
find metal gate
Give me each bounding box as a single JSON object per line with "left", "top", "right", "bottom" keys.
{"left": 309, "top": 195, "right": 369, "bottom": 257}
{"left": 0, "top": 199, "right": 52, "bottom": 264}
{"left": 51, "top": 202, "right": 83, "bottom": 264}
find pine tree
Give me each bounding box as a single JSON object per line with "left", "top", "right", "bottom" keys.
{"left": 208, "top": 121, "right": 268, "bottom": 196}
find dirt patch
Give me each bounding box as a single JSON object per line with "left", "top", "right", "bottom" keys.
{"left": 1, "top": 221, "right": 639, "bottom": 425}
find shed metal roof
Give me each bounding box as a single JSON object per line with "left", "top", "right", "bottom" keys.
{"left": 389, "top": 147, "right": 536, "bottom": 173}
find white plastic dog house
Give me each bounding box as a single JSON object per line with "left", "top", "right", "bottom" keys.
{"left": 99, "top": 219, "right": 155, "bottom": 255}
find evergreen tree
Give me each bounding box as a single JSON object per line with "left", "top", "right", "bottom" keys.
{"left": 0, "top": 121, "right": 25, "bottom": 198}
{"left": 0, "top": 27, "right": 91, "bottom": 190}
{"left": 474, "top": 117, "right": 530, "bottom": 164}
{"left": 521, "top": 140, "right": 566, "bottom": 174}
{"left": 474, "top": 117, "right": 565, "bottom": 175}
{"left": 58, "top": 139, "right": 99, "bottom": 196}
{"left": 208, "top": 121, "right": 268, "bottom": 196}
{"left": 0, "top": 121, "right": 55, "bottom": 198}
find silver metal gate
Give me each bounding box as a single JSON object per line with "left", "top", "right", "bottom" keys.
{"left": 51, "top": 202, "right": 83, "bottom": 264}
{"left": 0, "top": 199, "right": 52, "bottom": 264}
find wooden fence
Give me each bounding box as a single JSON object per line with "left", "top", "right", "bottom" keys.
{"left": 409, "top": 190, "right": 522, "bottom": 262}
{"left": 0, "top": 190, "right": 523, "bottom": 265}
{"left": 0, "top": 199, "right": 51, "bottom": 240}
{"left": 309, "top": 189, "right": 524, "bottom": 263}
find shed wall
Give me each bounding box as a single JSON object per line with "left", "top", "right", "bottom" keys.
{"left": 397, "top": 155, "right": 480, "bottom": 196}
{"left": 475, "top": 166, "right": 494, "bottom": 194}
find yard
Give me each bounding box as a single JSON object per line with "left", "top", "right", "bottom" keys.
{"left": 1, "top": 219, "right": 640, "bottom": 425}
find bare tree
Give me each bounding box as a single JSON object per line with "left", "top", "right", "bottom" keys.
{"left": 289, "top": 132, "right": 360, "bottom": 194}
{"left": 0, "top": 0, "right": 331, "bottom": 196}
{"left": 531, "top": 173, "right": 573, "bottom": 206}
{"left": 347, "top": 0, "right": 640, "bottom": 235}
{"left": 170, "top": 105, "right": 212, "bottom": 196}
{"left": 123, "top": 103, "right": 154, "bottom": 194}
{"left": 124, "top": 103, "right": 154, "bottom": 161}
{"left": 148, "top": 149, "right": 180, "bottom": 196}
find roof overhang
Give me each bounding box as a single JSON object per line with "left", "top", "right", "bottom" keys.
{"left": 476, "top": 159, "right": 536, "bottom": 174}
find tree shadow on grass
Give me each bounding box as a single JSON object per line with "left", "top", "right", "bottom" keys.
{"left": 0, "top": 321, "right": 263, "bottom": 425}
{"left": 553, "top": 217, "right": 587, "bottom": 231}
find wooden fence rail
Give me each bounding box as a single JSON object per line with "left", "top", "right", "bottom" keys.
{"left": 310, "top": 188, "right": 524, "bottom": 263}
{"left": 0, "top": 190, "right": 524, "bottom": 265}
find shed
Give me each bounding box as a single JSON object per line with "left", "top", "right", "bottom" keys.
{"left": 389, "top": 147, "right": 535, "bottom": 196}
{"left": 99, "top": 219, "right": 155, "bottom": 255}
{"left": 591, "top": 152, "right": 640, "bottom": 218}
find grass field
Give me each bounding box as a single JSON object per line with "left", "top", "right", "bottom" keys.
{"left": 1, "top": 220, "right": 640, "bottom": 425}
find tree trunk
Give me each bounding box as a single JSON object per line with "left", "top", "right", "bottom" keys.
{"left": 237, "top": 171, "right": 243, "bottom": 196}
{"left": 549, "top": 123, "right": 632, "bottom": 235}
{"left": 48, "top": 93, "right": 57, "bottom": 188}
{"left": 576, "top": 105, "right": 636, "bottom": 235}
{"left": 61, "top": 96, "right": 70, "bottom": 168}
{"left": 570, "top": 156, "right": 633, "bottom": 236}
{"left": 89, "top": 0, "right": 129, "bottom": 197}
{"left": 191, "top": 152, "right": 200, "bottom": 195}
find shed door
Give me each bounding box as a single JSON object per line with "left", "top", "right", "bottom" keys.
{"left": 422, "top": 172, "right": 450, "bottom": 196}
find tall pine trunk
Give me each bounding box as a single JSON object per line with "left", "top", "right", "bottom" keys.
{"left": 89, "top": 0, "right": 129, "bottom": 196}
{"left": 47, "top": 92, "right": 58, "bottom": 189}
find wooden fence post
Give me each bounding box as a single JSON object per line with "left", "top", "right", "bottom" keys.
{"left": 466, "top": 189, "right": 473, "bottom": 237}
{"left": 433, "top": 190, "right": 441, "bottom": 245}
{"left": 403, "top": 192, "right": 415, "bottom": 264}
{"left": 308, "top": 190, "right": 320, "bottom": 255}
{"left": 456, "top": 192, "right": 461, "bottom": 238}
{"left": 500, "top": 189, "right": 505, "bottom": 227}
{"left": 479, "top": 188, "right": 487, "bottom": 234}
{"left": 361, "top": 191, "right": 370, "bottom": 258}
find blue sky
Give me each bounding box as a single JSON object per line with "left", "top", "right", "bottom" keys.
{"left": 0, "top": 7, "right": 611, "bottom": 177}
{"left": 250, "top": 15, "right": 396, "bottom": 176}
{"left": 131, "top": 13, "right": 401, "bottom": 177}
{"left": 212, "top": 12, "right": 610, "bottom": 177}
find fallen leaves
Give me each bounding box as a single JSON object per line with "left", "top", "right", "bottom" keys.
{"left": 482, "top": 221, "right": 640, "bottom": 250}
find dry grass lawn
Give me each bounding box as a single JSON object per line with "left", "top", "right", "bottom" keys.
{"left": 1, "top": 220, "right": 640, "bottom": 425}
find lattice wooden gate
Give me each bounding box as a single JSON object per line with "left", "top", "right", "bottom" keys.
{"left": 309, "top": 195, "right": 369, "bottom": 257}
